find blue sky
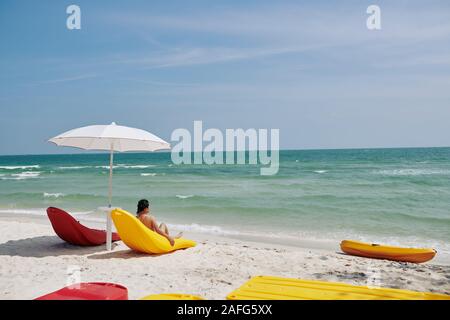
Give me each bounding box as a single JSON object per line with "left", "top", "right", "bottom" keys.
{"left": 1, "top": 0, "right": 450, "bottom": 155}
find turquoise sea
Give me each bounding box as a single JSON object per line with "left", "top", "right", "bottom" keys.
{"left": 0, "top": 148, "right": 449, "bottom": 255}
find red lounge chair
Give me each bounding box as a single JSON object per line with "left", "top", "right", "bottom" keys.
{"left": 47, "top": 207, "right": 120, "bottom": 246}
{"left": 35, "top": 282, "right": 128, "bottom": 300}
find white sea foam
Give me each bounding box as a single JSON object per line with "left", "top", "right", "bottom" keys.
{"left": 13, "top": 172, "right": 41, "bottom": 179}
{"left": 58, "top": 165, "right": 155, "bottom": 170}
{"left": 117, "top": 164, "right": 155, "bottom": 169}
{"left": 163, "top": 224, "right": 450, "bottom": 256}
{"left": 167, "top": 223, "right": 240, "bottom": 236}
{"left": 94, "top": 164, "right": 155, "bottom": 169}
{"left": 314, "top": 170, "right": 328, "bottom": 174}
{"left": 0, "top": 208, "right": 48, "bottom": 216}
{"left": 72, "top": 211, "right": 92, "bottom": 216}
{"left": 1, "top": 172, "right": 41, "bottom": 180}
{"left": 165, "top": 223, "right": 297, "bottom": 239}
{"left": 0, "top": 208, "right": 92, "bottom": 216}
{"left": 43, "top": 192, "right": 65, "bottom": 198}
{"left": 0, "top": 165, "right": 40, "bottom": 170}
{"left": 375, "top": 169, "right": 450, "bottom": 176}
{"left": 175, "top": 194, "right": 194, "bottom": 199}
{"left": 77, "top": 215, "right": 105, "bottom": 223}
{"left": 141, "top": 173, "right": 157, "bottom": 176}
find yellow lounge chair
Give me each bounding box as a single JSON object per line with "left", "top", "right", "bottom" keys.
{"left": 226, "top": 276, "right": 450, "bottom": 300}
{"left": 141, "top": 293, "right": 204, "bottom": 300}
{"left": 111, "top": 208, "right": 196, "bottom": 254}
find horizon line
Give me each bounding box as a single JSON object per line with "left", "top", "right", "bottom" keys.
{"left": 1, "top": 145, "right": 449, "bottom": 157}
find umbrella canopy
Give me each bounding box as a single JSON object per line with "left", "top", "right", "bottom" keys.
{"left": 49, "top": 122, "right": 170, "bottom": 152}
{"left": 49, "top": 122, "right": 171, "bottom": 250}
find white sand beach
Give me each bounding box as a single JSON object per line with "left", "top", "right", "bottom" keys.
{"left": 0, "top": 214, "right": 449, "bottom": 300}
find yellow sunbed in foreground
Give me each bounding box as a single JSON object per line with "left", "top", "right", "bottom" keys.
{"left": 141, "top": 293, "right": 204, "bottom": 300}
{"left": 111, "top": 208, "right": 196, "bottom": 254}
{"left": 226, "top": 276, "right": 450, "bottom": 300}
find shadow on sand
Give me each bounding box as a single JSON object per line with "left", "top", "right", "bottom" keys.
{"left": 87, "top": 249, "right": 166, "bottom": 260}
{"left": 0, "top": 236, "right": 118, "bottom": 258}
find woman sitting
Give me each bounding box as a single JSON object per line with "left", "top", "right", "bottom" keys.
{"left": 135, "top": 199, "right": 182, "bottom": 246}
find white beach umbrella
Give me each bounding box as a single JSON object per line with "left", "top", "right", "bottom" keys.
{"left": 49, "top": 122, "right": 171, "bottom": 250}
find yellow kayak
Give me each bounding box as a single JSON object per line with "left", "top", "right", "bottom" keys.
{"left": 111, "top": 208, "right": 196, "bottom": 254}
{"left": 141, "top": 293, "right": 204, "bottom": 300}
{"left": 226, "top": 276, "right": 450, "bottom": 300}
{"left": 340, "top": 240, "right": 436, "bottom": 263}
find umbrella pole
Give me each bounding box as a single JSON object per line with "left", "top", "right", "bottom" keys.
{"left": 106, "top": 145, "right": 113, "bottom": 251}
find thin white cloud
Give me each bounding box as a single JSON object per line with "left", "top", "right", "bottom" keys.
{"left": 105, "top": 4, "right": 450, "bottom": 44}
{"left": 115, "top": 45, "right": 326, "bottom": 69}
{"left": 29, "top": 73, "right": 98, "bottom": 86}
{"left": 374, "top": 53, "right": 450, "bottom": 68}
{"left": 118, "top": 77, "right": 200, "bottom": 87}
{"left": 99, "top": 3, "right": 450, "bottom": 71}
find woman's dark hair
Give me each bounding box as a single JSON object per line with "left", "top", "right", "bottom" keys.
{"left": 137, "top": 199, "right": 149, "bottom": 214}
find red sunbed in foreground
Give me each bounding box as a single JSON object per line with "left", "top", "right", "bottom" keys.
{"left": 35, "top": 283, "right": 128, "bottom": 300}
